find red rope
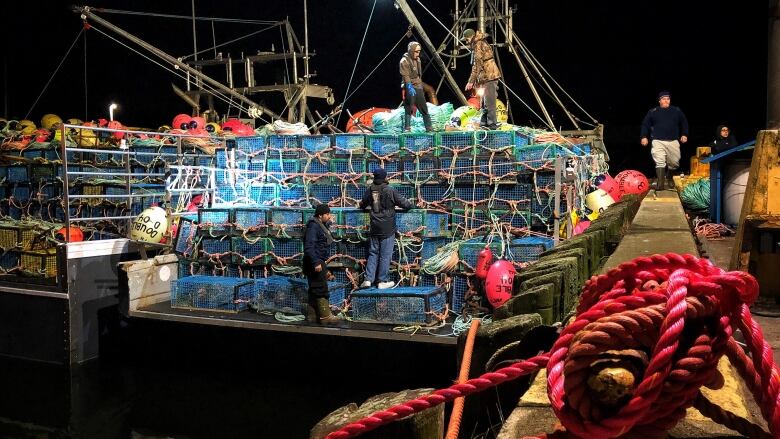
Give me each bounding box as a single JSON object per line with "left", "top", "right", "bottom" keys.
{"left": 324, "top": 253, "right": 780, "bottom": 439}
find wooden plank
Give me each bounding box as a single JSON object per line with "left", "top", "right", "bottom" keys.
{"left": 730, "top": 130, "right": 780, "bottom": 271}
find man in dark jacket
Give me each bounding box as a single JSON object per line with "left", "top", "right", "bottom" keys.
{"left": 359, "top": 168, "right": 413, "bottom": 289}
{"left": 640, "top": 91, "right": 689, "bottom": 190}
{"left": 399, "top": 41, "right": 433, "bottom": 132}
{"left": 303, "top": 204, "right": 339, "bottom": 324}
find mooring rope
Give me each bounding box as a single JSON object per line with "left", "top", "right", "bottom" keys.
{"left": 324, "top": 253, "right": 779, "bottom": 439}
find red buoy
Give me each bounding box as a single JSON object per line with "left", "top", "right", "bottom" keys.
{"left": 485, "top": 259, "right": 515, "bottom": 308}
{"left": 475, "top": 246, "right": 494, "bottom": 280}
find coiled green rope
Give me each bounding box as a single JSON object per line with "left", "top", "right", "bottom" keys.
{"left": 680, "top": 178, "right": 710, "bottom": 211}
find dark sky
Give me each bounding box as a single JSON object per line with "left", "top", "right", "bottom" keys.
{"left": 3, "top": 1, "right": 770, "bottom": 174}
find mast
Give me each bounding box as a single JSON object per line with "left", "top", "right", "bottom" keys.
{"left": 74, "top": 5, "right": 282, "bottom": 121}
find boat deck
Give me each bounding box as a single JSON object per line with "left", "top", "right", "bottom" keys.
{"left": 131, "top": 301, "right": 458, "bottom": 345}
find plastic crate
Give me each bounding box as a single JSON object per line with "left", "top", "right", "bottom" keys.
{"left": 232, "top": 236, "right": 273, "bottom": 265}
{"left": 198, "top": 208, "right": 232, "bottom": 236}
{"left": 508, "top": 236, "right": 554, "bottom": 263}
{"left": 368, "top": 135, "right": 401, "bottom": 157}
{"left": 301, "top": 135, "right": 332, "bottom": 154}
{"left": 351, "top": 286, "right": 447, "bottom": 324}
{"left": 333, "top": 134, "right": 367, "bottom": 155}
{"left": 401, "top": 133, "right": 436, "bottom": 154}
{"left": 19, "top": 248, "right": 58, "bottom": 278}
{"left": 171, "top": 275, "right": 255, "bottom": 313}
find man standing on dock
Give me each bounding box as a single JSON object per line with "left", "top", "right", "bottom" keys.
{"left": 303, "top": 204, "right": 340, "bottom": 324}
{"left": 463, "top": 29, "right": 502, "bottom": 130}
{"left": 640, "top": 91, "right": 689, "bottom": 190}
{"left": 359, "top": 168, "right": 413, "bottom": 289}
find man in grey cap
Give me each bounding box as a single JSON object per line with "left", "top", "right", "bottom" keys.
{"left": 399, "top": 41, "right": 433, "bottom": 132}
{"left": 359, "top": 168, "right": 413, "bottom": 289}
{"left": 640, "top": 91, "right": 689, "bottom": 190}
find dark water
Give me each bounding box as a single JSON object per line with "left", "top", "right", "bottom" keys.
{"left": 0, "top": 317, "right": 456, "bottom": 439}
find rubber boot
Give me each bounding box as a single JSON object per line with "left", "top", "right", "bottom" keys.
{"left": 422, "top": 113, "right": 433, "bottom": 133}
{"left": 655, "top": 167, "right": 665, "bottom": 190}
{"left": 316, "top": 297, "right": 340, "bottom": 325}
{"left": 403, "top": 114, "right": 412, "bottom": 132}
{"left": 305, "top": 298, "right": 318, "bottom": 323}
{"left": 667, "top": 166, "right": 677, "bottom": 190}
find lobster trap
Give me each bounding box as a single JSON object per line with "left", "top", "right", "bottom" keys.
{"left": 171, "top": 275, "right": 256, "bottom": 313}
{"left": 350, "top": 286, "right": 447, "bottom": 324}
{"left": 255, "top": 276, "right": 347, "bottom": 314}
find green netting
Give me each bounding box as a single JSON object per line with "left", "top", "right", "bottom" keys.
{"left": 372, "top": 103, "right": 454, "bottom": 134}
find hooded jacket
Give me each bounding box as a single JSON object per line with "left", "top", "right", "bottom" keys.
{"left": 303, "top": 217, "right": 333, "bottom": 270}
{"left": 709, "top": 125, "right": 737, "bottom": 153}
{"left": 399, "top": 42, "right": 424, "bottom": 88}
{"left": 468, "top": 31, "right": 501, "bottom": 85}
{"left": 358, "top": 179, "right": 414, "bottom": 238}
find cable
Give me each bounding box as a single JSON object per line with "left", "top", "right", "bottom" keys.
{"left": 25, "top": 27, "right": 85, "bottom": 121}
{"left": 335, "top": 0, "right": 378, "bottom": 129}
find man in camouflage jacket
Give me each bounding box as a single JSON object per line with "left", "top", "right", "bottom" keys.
{"left": 463, "top": 29, "right": 502, "bottom": 129}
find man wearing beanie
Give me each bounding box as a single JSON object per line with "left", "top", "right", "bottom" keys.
{"left": 359, "top": 168, "right": 413, "bottom": 289}
{"left": 399, "top": 41, "right": 433, "bottom": 132}
{"left": 640, "top": 91, "right": 689, "bottom": 190}
{"left": 303, "top": 204, "right": 339, "bottom": 324}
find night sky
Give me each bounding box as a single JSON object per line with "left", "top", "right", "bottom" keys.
{"left": 3, "top": 1, "right": 769, "bottom": 175}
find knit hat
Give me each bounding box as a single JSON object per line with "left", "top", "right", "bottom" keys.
{"left": 373, "top": 167, "right": 387, "bottom": 181}
{"left": 658, "top": 90, "right": 671, "bottom": 100}
{"left": 314, "top": 204, "right": 331, "bottom": 216}
{"left": 462, "top": 29, "right": 475, "bottom": 40}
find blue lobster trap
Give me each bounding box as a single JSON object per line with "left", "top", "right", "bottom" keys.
{"left": 401, "top": 157, "right": 439, "bottom": 184}
{"left": 198, "top": 207, "right": 232, "bottom": 236}
{"left": 308, "top": 184, "right": 342, "bottom": 205}
{"left": 254, "top": 276, "right": 347, "bottom": 314}
{"left": 336, "top": 208, "right": 369, "bottom": 238}
{"left": 516, "top": 144, "right": 561, "bottom": 171}
{"left": 476, "top": 130, "right": 515, "bottom": 152}
{"left": 268, "top": 135, "right": 302, "bottom": 157}
{"left": 197, "top": 237, "right": 232, "bottom": 262}
{"left": 233, "top": 207, "right": 268, "bottom": 235}
{"left": 508, "top": 236, "right": 554, "bottom": 263}
{"left": 333, "top": 134, "right": 367, "bottom": 155}
{"left": 232, "top": 236, "right": 273, "bottom": 265}
{"left": 269, "top": 238, "right": 304, "bottom": 264}
{"left": 351, "top": 286, "right": 447, "bottom": 324}
{"left": 401, "top": 133, "right": 436, "bottom": 154}
{"left": 174, "top": 217, "right": 198, "bottom": 256}
{"left": 301, "top": 135, "right": 332, "bottom": 154}
{"left": 458, "top": 238, "right": 502, "bottom": 272}
{"left": 368, "top": 134, "right": 401, "bottom": 157}
{"left": 249, "top": 184, "right": 278, "bottom": 205}
{"left": 436, "top": 131, "right": 476, "bottom": 153}
{"left": 268, "top": 208, "right": 311, "bottom": 237}
{"left": 233, "top": 136, "right": 268, "bottom": 156}
{"left": 171, "top": 275, "right": 255, "bottom": 313}
{"left": 452, "top": 274, "right": 475, "bottom": 314}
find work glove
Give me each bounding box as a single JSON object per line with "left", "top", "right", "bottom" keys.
{"left": 406, "top": 83, "right": 416, "bottom": 97}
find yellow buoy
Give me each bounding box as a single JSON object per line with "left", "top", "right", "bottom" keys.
{"left": 130, "top": 206, "right": 169, "bottom": 243}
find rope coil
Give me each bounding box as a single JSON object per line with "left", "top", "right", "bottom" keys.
{"left": 324, "top": 253, "right": 780, "bottom": 439}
